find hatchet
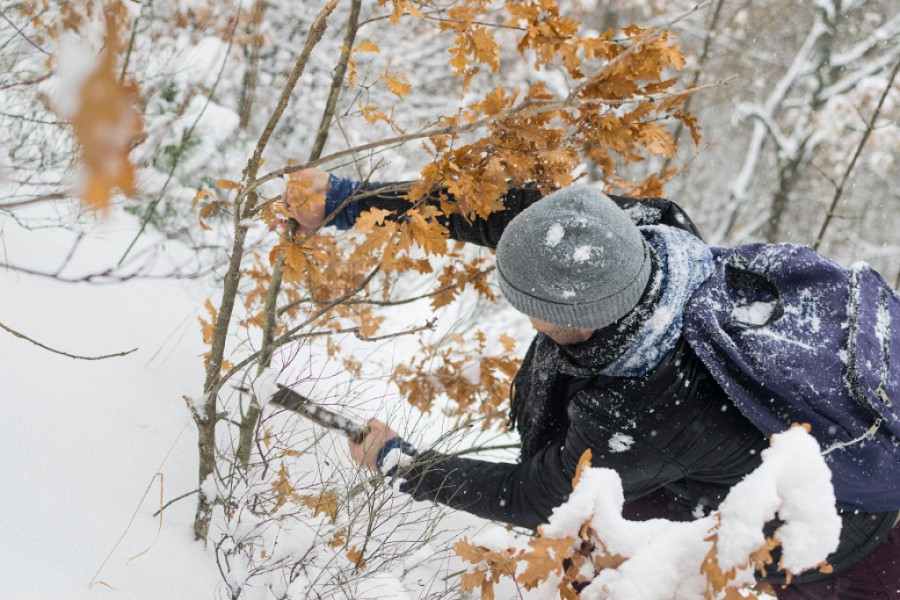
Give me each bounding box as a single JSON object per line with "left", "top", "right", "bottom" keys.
{"left": 269, "top": 384, "right": 370, "bottom": 444}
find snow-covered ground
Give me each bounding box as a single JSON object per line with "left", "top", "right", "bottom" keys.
{"left": 1, "top": 211, "right": 221, "bottom": 598}
{"left": 0, "top": 207, "right": 526, "bottom": 599}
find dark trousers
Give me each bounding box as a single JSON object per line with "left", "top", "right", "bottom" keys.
{"left": 774, "top": 523, "right": 900, "bottom": 600}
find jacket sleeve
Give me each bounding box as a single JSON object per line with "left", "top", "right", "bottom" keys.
{"left": 385, "top": 406, "right": 684, "bottom": 530}
{"left": 324, "top": 176, "right": 703, "bottom": 249}
{"left": 340, "top": 181, "right": 545, "bottom": 249}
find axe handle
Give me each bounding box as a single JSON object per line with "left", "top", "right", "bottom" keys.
{"left": 270, "top": 385, "right": 370, "bottom": 444}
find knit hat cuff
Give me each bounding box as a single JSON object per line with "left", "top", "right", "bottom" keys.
{"left": 497, "top": 244, "right": 652, "bottom": 330}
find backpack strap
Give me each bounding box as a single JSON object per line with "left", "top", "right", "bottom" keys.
{"left": 845, "top": 267, "right": 887, "bottom": 433}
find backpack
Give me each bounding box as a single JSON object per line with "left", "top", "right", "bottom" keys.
{"left": 681, "top": 243, "right": 900, "bottom": 512}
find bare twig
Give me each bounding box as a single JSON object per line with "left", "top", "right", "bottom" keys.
{"left": 242, "top": 0, "right": 339, "bottom": 201}
{"left": 310, "top": 0, "right": 362, "bottom": 158}
{"left": 0, "top": 320, "right": 137, "bottom": 361}
{"left": 0, "top": 71, "right": 52, "bottom": 91}
{"left": 152, "top": 488, "right": 198, "bottom": 518}
{"left": 451, "top": 443, "right": 521, "bottom": 458}
{"left": 661, "top": 0, "right": 726, "bottom": 173}
{"left": 279, "top": 266, "right": 494, "bottom": 314}
{"left": 813, "top": 58, "right": 899, "bottom": 252}
{"left": 237, "top": 0, "right": 267, "bottom": 129}
{"left": 0, "top": 8, "right": 50, "bottom": 55}
{"left": 119, "top": 0, "right": 149, "bottom": 82}
{"left": 353, "top": 317, "right": 437, "bottom": 342}
{"left": 0, "top": 193, "right": 69, "bottom": 210}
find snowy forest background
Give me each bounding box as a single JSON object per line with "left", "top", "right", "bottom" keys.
{"left": 1, "top": 0, "right": 897, "bottom": 598}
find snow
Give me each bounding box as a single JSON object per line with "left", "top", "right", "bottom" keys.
{"left": 470, "top": 525, "right": 520, "bottom": 551}
{"left": 0, "top": 206, "right": 511, "bottom": 599}
{"left": 572, "top": 244, "right": 594, "bottom": 262}
{"left": 381, "top": 447, "right": 414, "bottom": 473}
{"left": 717, "top": 426, "right": 841, "bottom": 573}
{"left": 608, "top": 432, "right": 635, "bottom": 453}
{"left": 532, "top": 427, "right": 839, "bottom": 600}
{"left": 251, "top": 366, "right": 282, "bottom": 409}
{"left": 732, "top": 301, "right": 776, "bottom": 326}
{"left": 545, "top": 223, "right": 565, "bottom": 247}
{"left": 49, "top": 32, "right": 102, "bottom": 117}
{"left": 0, "top": 214, "right": 220, "bottom": 599}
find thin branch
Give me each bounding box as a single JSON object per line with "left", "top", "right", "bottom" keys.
{"left": 310, "top": 0, "right": 362, "bottom": 159}
{"left": 237, "top": 0, "right": 267, "bottom": 129}
{"left": 451, "top": 443, "right": 521, "bottom": 458}
{"left": 119, "top": 0, "right": 149, "bottom": 82}
{"left": 236, "top": 5, "right": 716, "bottom": 201}
{"left": 0, "top": 111, "right": 61, "bottom": 126}
{"left": 211, "top": 265, "right": 381, "bottom": 398}
{"left": 152, "top": 488, "right": 198, "bottom": 518}
{"left": 0, "top": 71, "right": 52, "bottom": 91}
{"left": 0, "top": 192, "right": 69, "bottom": 210}
{"left": 118, "top": 10, "right": 241, "bottom": 264}
{"left": 242, "top": 79, "right": 725, "bottom": 200}
{"left": 813, "top": 58, "right": 899, "bottom": 251}
{"left": 0, "top": 320, "right": 137, "bottom": 360}
{"left": 661, "top": 0, "right": 725, "bottom": 173}
{"left": 279, "top": 266, "right": 494, "bottom": 314}
{"left": 353, "top": 317, "right": 437, "bottom": 342}
{"left": 242, "top": 0, "right": 339, "bottom": 201}
{"left": 0, "top": 8, "right": 51, "bottom": 55}
{"left": 741, "top": 106, "right": 796, "bottom": 158}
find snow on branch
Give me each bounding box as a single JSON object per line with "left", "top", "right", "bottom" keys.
{"left": 737, "top": 104, "right": 797, "bottom": 158}
{"left": 456, "top": 425, "right": 840, "bottom": 600}
{"left": 829, "top": 14, "right": 900, "bottom": 69}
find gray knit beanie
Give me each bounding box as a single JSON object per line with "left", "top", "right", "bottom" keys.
{"left": 495, "top": 185, "right": 651, "bottom": 330}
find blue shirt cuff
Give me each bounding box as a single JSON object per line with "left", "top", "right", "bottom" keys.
{"left": 326, "top": 173, "right": 362, "bottom": 230}
{"left": 375, "top": 436, "right": 417, "bottom": 478}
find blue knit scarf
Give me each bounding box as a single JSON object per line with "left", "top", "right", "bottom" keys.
{"left": 599, "top": 225, "right": 713, "bottom": 377}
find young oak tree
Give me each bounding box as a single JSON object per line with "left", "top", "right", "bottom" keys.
{"left": 168, "top": 0, "right": 707, "bottom": 545}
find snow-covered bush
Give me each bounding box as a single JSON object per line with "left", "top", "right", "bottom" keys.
{"left": 456, "top": 425, "right": 840, "bottom": 600}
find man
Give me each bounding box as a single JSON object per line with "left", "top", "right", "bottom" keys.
{"left": 286, "top": 169, "right": 899, "bottom": 599}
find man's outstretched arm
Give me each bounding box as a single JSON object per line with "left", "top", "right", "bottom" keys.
{"left": 356, "top": 416, "right": 682, "bottom": 531}
{"left": 286, "top": 168, "right": 703, "bottom": 249}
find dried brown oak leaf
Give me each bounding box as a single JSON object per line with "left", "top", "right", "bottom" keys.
{"left": 71, "top": 13, "right": 142, "bottom": 211}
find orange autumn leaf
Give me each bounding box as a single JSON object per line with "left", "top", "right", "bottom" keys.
{"left": 216, "top": 179, "right": 241, "bottom": 190}
{"left": 346, "top": 545, "right": 367, "bottom": 570}
{"left": 72, "top": 12, "right": 142, "bottom": 211}
{"left": 360, "top": 103, "right": 390, "bottom": 125}
{"left": 517, "top": 535, "right": 574, "bottom": 589}
{"left": 298, "top": 491, "right": 339, "bottom": 521}
{"left": 384, "top": 72, "right": 412, "bottom": 97}
{"left": 354, "top": 40, "right": 379, "bottom": 53}
{"left": 192, "top": 189, "right": 214, "bottom": 208}
{"left": 284, "top": 176, "right": 325, "bottom": 222}
{"left": 572, "top": 448, "right": 593, "bottom": 489}
{"left": 198, "top": 299, "right": 217, "bottom": 345}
